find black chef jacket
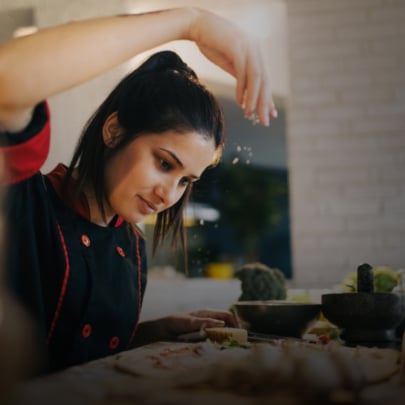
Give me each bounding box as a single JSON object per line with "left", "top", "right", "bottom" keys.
{"left": 0, "top": 102, "right": 147, "bottom": 373}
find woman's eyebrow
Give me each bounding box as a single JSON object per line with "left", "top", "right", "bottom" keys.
{"left": 159, "top": 147, "right": 200, "bottom": 180}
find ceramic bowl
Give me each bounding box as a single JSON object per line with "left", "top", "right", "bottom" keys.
{"left": 233, "top": 300, "right": 322, "bottom": 338}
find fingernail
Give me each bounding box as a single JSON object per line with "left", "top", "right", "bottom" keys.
{"left": 272, "top": 108, "right": 278, "bottom": 118}
{"left": 214, "top": 319, "right": 225, "bottom": 325}
{"left": 245, "top": 108, "right": 253, "bottom": 118}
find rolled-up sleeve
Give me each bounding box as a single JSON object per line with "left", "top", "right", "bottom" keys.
{"left": 0, "top": 102, "right": 50, "bottom": 185}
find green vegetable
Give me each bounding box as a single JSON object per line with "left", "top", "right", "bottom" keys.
{"left": 235, "top": 262, "right": 287, "bottom": 301}
{"left": 342, "top": 266, "right": 398, "bottom": 292}
{"left": 374, "top": 266, "right": 398, "bottom": 292}
{"left": 342, "top": 272, "right": 357, "bottom": 292}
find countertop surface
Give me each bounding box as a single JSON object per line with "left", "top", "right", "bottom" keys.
{"left": 6, "top": 338, "right": 405, "bottom": 405}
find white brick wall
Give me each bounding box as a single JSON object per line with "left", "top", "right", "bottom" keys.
{"left": 2, "top": 0, "right": 404, "bottom": 290}
{"left": 287, "top": 0, "right": 405, "bottom": 287}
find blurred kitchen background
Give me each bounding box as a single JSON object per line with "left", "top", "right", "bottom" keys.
{"left": 1, "top": 0, "right": 404, "bottom": 318}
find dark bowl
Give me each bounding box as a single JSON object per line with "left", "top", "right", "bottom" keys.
{"left": 321, "top": 292, "right": 405, "bottom": 344}
{"left": 233, "top": 300, "right": 322, "bottom": 338}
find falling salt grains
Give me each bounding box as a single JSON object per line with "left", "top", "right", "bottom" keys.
{"left": 232, "top": 157, "right": 239, "bottom": 165}
{"left": 236, "top": 145, "right": 242, "bottom": 152}
{"left": 199, "top": 219, "right": 205, "bottom": 226}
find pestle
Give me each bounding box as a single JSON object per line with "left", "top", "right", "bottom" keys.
{"left": 357, "top": 263, "right": 374, "bottom": 293}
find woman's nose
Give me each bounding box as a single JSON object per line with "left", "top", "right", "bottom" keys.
{"left": 154, "top": 182, "right": 179, "bottom": 208}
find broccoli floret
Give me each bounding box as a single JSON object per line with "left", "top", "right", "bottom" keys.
{"left": 235, "top": 262, "right": 287, "bottom": 301}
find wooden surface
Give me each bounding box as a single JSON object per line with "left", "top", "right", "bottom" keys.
{"left": 6, "top": 341, "right": 405, "bottom": 405}
{"left": 7, "top": 344, "right": 256, "bottom": 405}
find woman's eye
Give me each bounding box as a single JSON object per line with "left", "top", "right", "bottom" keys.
{"left": 179, "top": 177, "right": 192, "bottom": 187}
{"left": 159, "top": 159, "right": 172, "bottom": 171}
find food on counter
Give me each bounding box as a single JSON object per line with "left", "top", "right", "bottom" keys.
{"left": 303, "top": 314, "right": 343, "bottom": 344}
{"left": 235, "top": 262, "right": 287, "bottom": 301}
{"left": 342, "top": 265, "right": 398, "bottom": 292}
{"left": 374, "top": 266, "right": 399, "bottom": 292}
{"left": 113, "top": 339, "right": 401, "bottom": 402}
{"left": 205, "top": 327, "right": 248, "bottom": 345}
{"left": 115, "top": 343, "right": 213, "bottom": 377}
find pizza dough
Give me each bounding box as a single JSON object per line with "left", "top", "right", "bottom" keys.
{"left": 113, "top": 339, "right": 401, "bottom": 397}
{"left": 338, "top": 345, "right": 400, "bottom": 384}
{"left": 114, "top": 342, "right": 220, "bottom": 379}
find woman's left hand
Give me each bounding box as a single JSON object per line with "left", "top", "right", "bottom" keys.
{"left": 134, "top": 309, "right": 237, "bottom": 346}
{"left": 164, "top": 309, "right": 237, "bottom": 338}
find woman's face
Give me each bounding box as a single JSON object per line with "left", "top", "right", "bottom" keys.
{"left": 104, "top": 130, "right": 216, "bottom": 224}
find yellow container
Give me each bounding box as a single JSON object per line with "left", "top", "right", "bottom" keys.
{"left": 206, "top": 262, "right": 234, "bottom": 279}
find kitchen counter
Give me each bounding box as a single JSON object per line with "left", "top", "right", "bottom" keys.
{"left": 6, "top": 339, "right": 405, "bottom": 405}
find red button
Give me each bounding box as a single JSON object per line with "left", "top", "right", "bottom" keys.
{"left": 116, "top": 246, "right": 125, "bottom": 257}
{"left": 81, "top": 234, "right": 91, "bottom": 247}
{"left": 82, "top": 323, "right": 92, "bottom": 338}
{"left": 109, "top": 336, "right": 120, "bottom": 349}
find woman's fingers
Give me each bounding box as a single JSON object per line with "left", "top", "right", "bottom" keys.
{"left": 190, "top": 9, "right": 277, "bottom": 126}
{"left": 241, "top": 44, "right": 262, "bottom": 116}
{"left": 239, "top": 43, "right": 278, "bottom": 127}
{"left": 256, "top": 75, "right": 277, "bottom": 126}
{"left": 227, "top": 40, "right": 277, "bottom": 126}
{"left": 189, "top": 309, "right": 237, "bottom": 327}
{"left": 165, "top": 309, "right": 240, "bottom": 340}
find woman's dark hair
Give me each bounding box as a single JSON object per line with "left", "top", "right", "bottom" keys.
{"left": 63, "top": 50, "right": 225, "bottom": 260}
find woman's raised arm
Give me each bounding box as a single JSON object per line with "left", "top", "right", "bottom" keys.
{"left": 0, "top": 7, "right": 276, "bottom": 132}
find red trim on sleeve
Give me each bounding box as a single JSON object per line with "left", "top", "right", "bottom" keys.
{"left": 47, "top": 223, "right": 71, "bottom": 344}
{"left": 127, "top": 234, "right": 142, "bottom": 347}
{"left": 2, "top": 104, "right": 51, "bottom": 185}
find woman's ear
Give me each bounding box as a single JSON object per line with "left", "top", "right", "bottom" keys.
{"left": 102, "top": 112, "right": 122, "bottom": 147}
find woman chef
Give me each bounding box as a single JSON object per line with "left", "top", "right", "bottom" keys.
{"left": 0, "top": 7, "right": 276, "bottom": 373}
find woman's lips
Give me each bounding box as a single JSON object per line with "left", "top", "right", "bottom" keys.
{"left": 138, "top": 196, "right": 157, "bottom": 215}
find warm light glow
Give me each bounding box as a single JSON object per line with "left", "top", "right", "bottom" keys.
{"left": 13, "top": 25, "right": 38, "bottom": 38}
{"left": 124, "top": 1, "right": 288, "bottom": 94}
